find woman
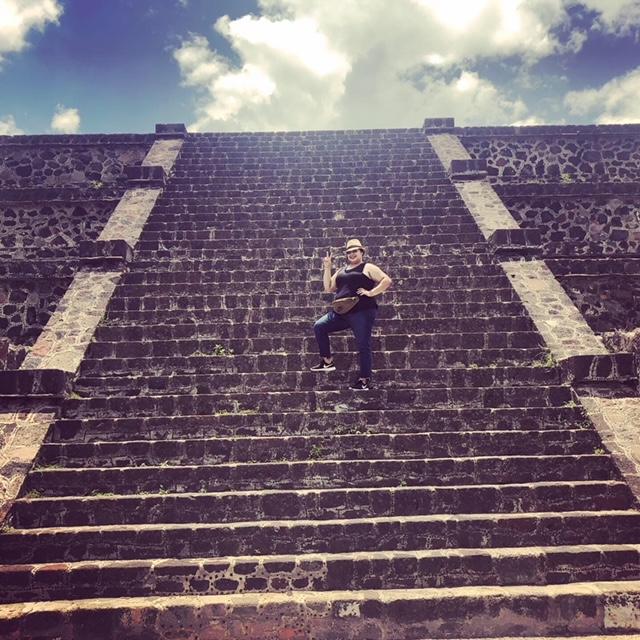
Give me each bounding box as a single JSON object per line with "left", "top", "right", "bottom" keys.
{"left": 312, "top": 238, "right": 392, "bottom": 390}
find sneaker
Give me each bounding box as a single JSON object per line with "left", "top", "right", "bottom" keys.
{"left": 350, "top": 378, "right": 371, "bottom": 390}
{"left": 310, "top": 360, "right": 336, "bottom": 372}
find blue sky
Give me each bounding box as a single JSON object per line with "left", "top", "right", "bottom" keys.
{"left": 1, "top": 0, "right": 639, "bottom": 134}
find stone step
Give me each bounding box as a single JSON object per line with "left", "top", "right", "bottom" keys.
{"left": 155, "top": 187, "right": 461, "bottom": 199}
{"left": 175, "top": 154, "right": 440, "bottom": 164}
{"left": 171, "top": 155, "right": 442, "bottom": 166}
{"left": 120, "top": 265, "right": 506, "bottom": 284}
{"left": 50, "top": 406, "right": 586, "bottom": 442}
{"left": 138, "top": 224, "right": 482, "bottom": 241}
{"left": 60, "top": 384, "right": 574, "bottom": 418}
{"left": 176, "top": 152, "right": 439, "bottom": 161}
{"left": 546, "top": 256, "right": 640, "bottom": 277}
{"left": 101, "top": 302, "right": 529, "bottom": 324}
{"left": 152, "top": 198, "right": 465, "bottom": 212}
{"left": 73, "top": 366, "right": 560, "bottom": 397}
{"left": 173, "top": 157, "right": 439, "bottom": 167}
{"left": 2, "top": 510, "right": 638, "bottom": 564}
{"left": 3, "top": 581, "right": 640, "bottom": 639}
{"left": 166, "top": 174, "right": 450, "bottom": 185}
{"left": 168, "top": 161, "right": 444, "bottom": 171}
{"left": 112, "top": 274, "right": 509, "bottom": 293}
{"left": 159, "top": 190, "right": 457, "bottom": 203}
{"left": 132, "top": 242, "right": 489, "bottom": 259}
{"left": 182, "top": 134, "right": 427, "bottom": 145}
{"left": 158, "top": 181, "right": 458, "bottom": 192}
{"left": 174, "top": 149, "right": 441, "bottom": 158}
{"left": 135, "top": 233, "right": 486, "bottom": 250}
{"left": 107, "top": 288, "right": 522, "bottom": 310}
{"left": 36, "top": 429, "right": 603, "bottom": 468}
{"left": 172, "top": 150, "right": 440, "bottom": 160}
{"left": 86, "top": 332, "right": 546, "bottom": 359}
{"left": 23, "top": 454, "right": 617, "bottom": 498}
{"left": 10, "top": 481, "right": 634, "bottom": 528}
{"left": 182, "top": 132, "right": 427, "bottom": 143}
{"left": 95, "top": 317, "right": 536, "bottom": 340}
{"left": 144, "top": 210, "right": 471, "bottom": 226}
{"left": 1, "top": 544, "right": 639, "bottom": 604}
{"left": 128, "top": 253, "right": 498, "bottom": 270}
{"left": 161, "top": 188, "right": 453, "bottom": 201}
{"left": 78, "top": 347, "right": 547, "bottom": 376}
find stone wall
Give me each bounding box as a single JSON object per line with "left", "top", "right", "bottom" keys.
{"left": 557, "top": 276, "right": 640, "bottom": 334}
{"left": 0, "top": 200, "right": 117, "bottom": 257}
{"left": 459, "top": 125, "right": 640, "bottom": 184}
{"left": 0, "top": 133, "right": 154, "bottom": 356}
{"left": 0, "top": 135, "right": 153, "bottom": 188}
{"left": 448, "top": 124, "right": 640, "bottom": 349}
{"left": 497, "top": 184, "right": 640, "bottom": 254}
{"left": 0, "top": 279, "right": 71, "bottom": 346}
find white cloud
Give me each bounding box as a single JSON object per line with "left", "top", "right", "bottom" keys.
{"left": 511, "top": 115, "right": 549, "bottom": 126}
{"left": 573, "top": 0, "right": 640, "bottom": 33}
{"left": 564, "top": 66, "right": 640, "bottom": 124}
{"left": 50, "top": 104, "right": 80, "bottom": 133}
{"left": 0, "top": 0, "right": 63, "bottom": 63}
{"left": 0, "top": 114, "right": 23, "bottom": 134}
{"left": 173, "top": 0, "right": 639, "bottom": 131}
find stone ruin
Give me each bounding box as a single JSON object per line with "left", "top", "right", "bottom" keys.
{"left": 0, "top": 119, "right": 639, "bottom": 638}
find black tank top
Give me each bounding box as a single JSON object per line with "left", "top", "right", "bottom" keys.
{"left": 334, "top": 262, "right": 378, "bottom": 313}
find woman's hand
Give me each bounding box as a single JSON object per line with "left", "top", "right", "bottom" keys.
{"left": 322, "top": 252, "right": 332, "bottom": 269}
{"left": 356, "top": 288, "right": 372, "bottom": 297}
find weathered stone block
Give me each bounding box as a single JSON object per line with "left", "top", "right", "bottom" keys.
{"left": 124, "top": 165, "right": 166, "bottom": 188}
{"left": 423, "top": 117, "right": 455, "bottom": 131}
{"left": 488, "top": 228, "right": 542, "bottom": 256}
{"left": 155, "top": 123, "right": 187, "bottom": 138}
{"left": 79, "top": 239, "right": 133, "bottom": 263}
{"left": 0, "top": 369, "right": 71, "bottom": 397}
{"left": 450, "top": 158, "right": 488, "bottom": 180}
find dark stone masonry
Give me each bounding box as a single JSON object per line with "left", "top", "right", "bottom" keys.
{"left": 497, "top": 184, "right": 640, "bottom": 254}
{"left": 0, "top": 135, "right": 153, "bottom": 188}
{"left": 0, "top": 122, "right": 640, "bottom": 638}
{"left": 461, "top": 125, "right": 640, "bottom": 184}
{"left": 0, "top": 200, "right": 117, "bottom": 256}
{"left": 0, "top": 277, "right": 71, "bottom": 346}
{"left": 454, "top": 125, "right": 640, "bottom": 340}
{"left": 0, "top": 134, "right": 154, "bottom": 353}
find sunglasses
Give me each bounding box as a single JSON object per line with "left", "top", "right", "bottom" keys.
{"left": 346, "top": 249, "right": 361, "bottom": 255}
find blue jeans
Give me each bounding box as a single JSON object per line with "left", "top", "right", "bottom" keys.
{"left": 313, "top": 308, "right": 378, "bottom": 378}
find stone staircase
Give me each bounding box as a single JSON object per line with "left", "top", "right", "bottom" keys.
{"left": 1, "top": 129, "right": 640, "bottom": 638}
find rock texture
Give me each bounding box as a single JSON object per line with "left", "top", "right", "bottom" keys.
{"left": 0, "top": 134, "right": 154, "bottom": 354}
{"left": 0, "top": 125, "right": 639, "bottom": 637}
{"left": 0, "top": 136, "right": 151, "bottom": 188}
{"left": 461, "top": 127, "right": 640, "bottom": 184}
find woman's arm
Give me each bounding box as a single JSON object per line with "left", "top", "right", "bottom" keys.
{"left": 322, "top": 252, "right": 338, "bottom": 293}
{"left": 359, "top": 263, "right": 392, "bottom": 297}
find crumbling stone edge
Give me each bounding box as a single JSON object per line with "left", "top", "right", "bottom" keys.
{"left": 0, "top": 125, "right": 185, "bottom": 524}
{"left": 426, "top": 118, "right": 640, "bottom": 505}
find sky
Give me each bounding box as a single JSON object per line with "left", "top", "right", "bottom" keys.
{"left": 1, "top": 0, "right": 639, "bottom": 135}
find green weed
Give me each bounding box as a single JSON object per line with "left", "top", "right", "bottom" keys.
{"left": 0, "top": 521, "right": 14, "bottom": 533}
{"left": 212, "top": 344, "right": 234, "bottom": 357}
{"left": 309, "top": 445, "right": 324, "bottom": 460}
{"left": 532, "top": 353, "right": 557, "bottom": 368}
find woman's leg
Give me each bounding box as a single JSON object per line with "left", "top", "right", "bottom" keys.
{"left": 347, "top": 308, "right": 378, "bottom": 378}
{"left": 313, "top": 311, "right": 350, "bottom": 361}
